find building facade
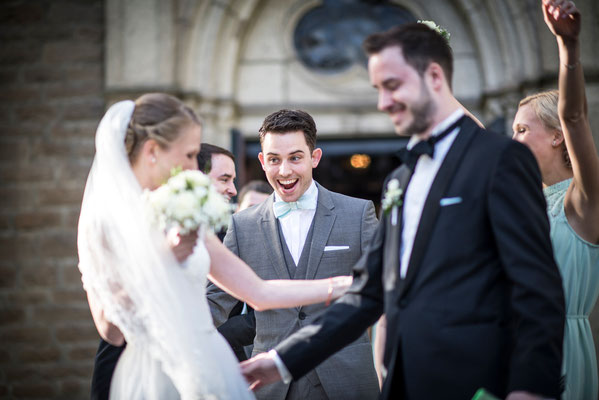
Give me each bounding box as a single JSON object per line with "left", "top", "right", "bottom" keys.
{"left": 1, "top": 0, "right": 598, "bottom": 398}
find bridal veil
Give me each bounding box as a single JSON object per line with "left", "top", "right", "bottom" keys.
{"left": 77, "top": 100, "right": 232, "bottom": 398}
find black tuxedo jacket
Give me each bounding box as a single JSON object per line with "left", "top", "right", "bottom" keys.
{"left": 90, "top": 339, "right": 125, "bottom": 400}
{"left": 215, "top": 228, "right": 256, "bottom": 361}
{"left": 276, "top": 117, "right": 565, "bottom": 399}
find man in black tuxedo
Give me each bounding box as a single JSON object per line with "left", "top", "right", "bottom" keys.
{"left": 241, "top": 23, "right": 565, "bottom": 400}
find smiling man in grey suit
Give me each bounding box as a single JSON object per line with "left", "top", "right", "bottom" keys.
{"left": 207, "top": 109, "right": 379, "bottom": 400}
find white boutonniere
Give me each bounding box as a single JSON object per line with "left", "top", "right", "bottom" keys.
{"left": 382, "top": 179, "right": 403, "bottom": 226}
{"left": 418, "top": 20, "right": 451, "bottom": 42}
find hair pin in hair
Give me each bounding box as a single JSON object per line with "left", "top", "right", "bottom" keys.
{"left": 417, "top": 20, "right": 451, "bottom": 42}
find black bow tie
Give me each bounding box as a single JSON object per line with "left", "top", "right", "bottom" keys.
{"left": 397, "top": 116, "right": 465, "bottom": 171}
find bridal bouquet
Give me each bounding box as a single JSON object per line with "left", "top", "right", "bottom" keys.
{"left": 143, "top": 169, "right": 232, "bottom": 235}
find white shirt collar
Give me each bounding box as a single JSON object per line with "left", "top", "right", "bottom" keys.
{"left": 407, "top": 108, "right": 465, "bottom": 150}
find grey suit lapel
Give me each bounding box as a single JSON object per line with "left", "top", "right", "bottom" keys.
{"left": 305, "top": 182, "right": 335, "bottom": 281}
{"left": 259, "top": 195, "right": 292, "bottom": 280}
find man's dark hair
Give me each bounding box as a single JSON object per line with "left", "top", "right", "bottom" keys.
{"left": 258, "top": 109, "right": 317, "bottom": 152}
{"left": 197, "top": 143, "right": 235, "bottom": 174}
{"left": 238, "top": 180, "right": 272, "bottom": 204}
{"left": 363, "top": 23, "right": 454, "bottom": 89}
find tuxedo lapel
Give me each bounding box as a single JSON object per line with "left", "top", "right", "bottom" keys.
{"left": 383, "top": 165, "right": 410, "bottom": 292}
{"left": 259, "top": 196, "right": 292, "bottom": 280}
{"left": 400, "top": 117, "right": 478, "bottom": 296}
{"left": 305, "top": 183, "right": 335, "bottom": 281}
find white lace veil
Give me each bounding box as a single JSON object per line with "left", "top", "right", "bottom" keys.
{"left": 77, "top": 101, "right": 220, "bottom": 397}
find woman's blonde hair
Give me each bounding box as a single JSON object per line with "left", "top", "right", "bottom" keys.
{"left": 518, "top": 90, "right": 571, "bottom": 168}
{"left": 125, "top": 93, "right": 202, "bottom": 163}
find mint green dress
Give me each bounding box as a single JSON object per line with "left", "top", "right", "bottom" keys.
{"left": 544, "top": 178, "right": 599, "bottom": 400}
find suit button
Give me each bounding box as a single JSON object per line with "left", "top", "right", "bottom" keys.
{"left": 399, "top": 299, "right": 408, "bottom": 309}
{"left": 298, "top": 311, "right": 306, "bottom": 320}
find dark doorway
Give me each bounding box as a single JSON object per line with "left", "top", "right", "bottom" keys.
{"left": 238, "top": 136, "right": 408, "bottom": 213}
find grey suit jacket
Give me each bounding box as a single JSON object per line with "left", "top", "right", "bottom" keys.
{"left": 207, "top": 182, "right": 379, "bottom": 400}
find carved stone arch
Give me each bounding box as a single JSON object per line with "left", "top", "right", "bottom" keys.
{"left": 453, "top": 0, "right": 543, "bottom": 88}
{"left": 178, "top": 0, "right": 260, "bottom": 96}
{"left": 447, "top": 0, "right": 548, "bottom": 128}
{"left": 106, "top": 0, "right": 599, "bottom": 144}
{"left": 174, "top": 0, "right": 263, "bottom": 144}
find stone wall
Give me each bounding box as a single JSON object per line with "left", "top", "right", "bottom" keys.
{"left": 0, "top": 1, "right": 105, "bottom": 398}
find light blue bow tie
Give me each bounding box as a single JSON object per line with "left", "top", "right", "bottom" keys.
{"left": 273, "top": 193, "right": 316, "bottom": 219}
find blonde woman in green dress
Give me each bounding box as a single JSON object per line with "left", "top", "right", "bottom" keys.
{"left": 512, "top": 1, "right": 599, "bottom": 398}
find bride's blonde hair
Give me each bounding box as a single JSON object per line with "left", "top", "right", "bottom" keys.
{"left": 124, "top": 93, "right": 202, "bottom": 163}
{"left": 518, "top": 90, "right": 571, "bottom": 168}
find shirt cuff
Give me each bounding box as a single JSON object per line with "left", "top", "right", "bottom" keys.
{"left": 268, "top": 349, "right": 292, "bottom": 384}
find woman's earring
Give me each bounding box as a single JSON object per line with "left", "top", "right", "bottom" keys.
{"left": 552, "top": 140, "right": 557, "bottom": 147}
{"left": 151, "top": 156, "right": 157, "bottom": 164}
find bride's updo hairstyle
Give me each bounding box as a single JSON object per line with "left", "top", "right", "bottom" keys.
{"left": 125, "top": 93, "right": 202, "bottom": 163}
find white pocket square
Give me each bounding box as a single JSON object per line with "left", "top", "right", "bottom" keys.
{"left": 324, "top": 245, "right": 350, "bottom": 251}
{"left": 440, "top": 197, "right": 463, "bottom": 206}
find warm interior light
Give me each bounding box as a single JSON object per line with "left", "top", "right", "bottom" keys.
{"left": 350, "top": 154, "right": 371, "bottom": 169}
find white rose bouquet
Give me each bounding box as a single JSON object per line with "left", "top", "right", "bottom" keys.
{"left": 143, "top": 169, "right": 232, "bottom": 235}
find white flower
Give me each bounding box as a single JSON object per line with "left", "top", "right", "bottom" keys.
{"left": 144, "top": 169, "right": 232, "bottom": 235}
{"left": 169, "top": 173, "right": 188, "bottom": 192}
{"left": 382, "top": 178, "right": 404, "bottom": 214}
{"left": 387, "top": 179, "right": 400, "bottom": 191}
{"left": 418, "top": 20, "right": 451, "bottom": 42}
{"left": 171, "top": 191, "right": 197, "bottom": 221}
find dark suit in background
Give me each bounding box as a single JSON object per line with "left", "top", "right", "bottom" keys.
{"left": 215, "top": 229, "right": 256, "bottom": 361}
{"left": 90, "top": 340, "right": 125, "bottom": 400}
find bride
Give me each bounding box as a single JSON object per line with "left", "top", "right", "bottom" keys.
{"left": 77, "top": 93, "right": 352, "bottom": 399}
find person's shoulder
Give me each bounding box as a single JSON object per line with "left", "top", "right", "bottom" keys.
{"left": 463, "top": 125, "right": 539, "bottom": 179}
{"left": 231, "top": 198, "right": 271, "bottom": 223}
{"left": 319, "top": 185, "right": 372, "bottom": 209}
{"left": 460, "top": 120, "right": 523, "bottom": 159}
{"left": 469, "top": 122, "right": 508, "bottom": 145}
{"left": 471, "top": 125, "right": 534, "bottom": 159}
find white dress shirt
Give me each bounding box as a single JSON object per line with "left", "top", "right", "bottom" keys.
{"left": 270, "top": 181, "right": 318, "bottom": 383}
{"left": 399, "top": 108, "right": 464, "bottom": 278}
{"left": 273, "top": 180, "right": 318, "bottom": 266}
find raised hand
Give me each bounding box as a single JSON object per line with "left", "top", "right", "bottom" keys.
{"left": 542, "top": 0, "right": 580, "bottom": 40}
{"left": 167, "top": 228, "right": 198, "bottom": 263}
{"left": 240, "top": 353, "right": 282, "bottom": 391}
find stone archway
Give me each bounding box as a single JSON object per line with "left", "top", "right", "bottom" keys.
{"left": 105, "top": 0, "right": 599, "bottom": 146}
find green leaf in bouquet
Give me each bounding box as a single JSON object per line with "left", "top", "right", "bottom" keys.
{"left": 170, "top": 166, "right": 183, "bottom": 177}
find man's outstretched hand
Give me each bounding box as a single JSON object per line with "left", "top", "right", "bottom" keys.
{"left": 240, "top": 352, "right": 283, "bottom": 391}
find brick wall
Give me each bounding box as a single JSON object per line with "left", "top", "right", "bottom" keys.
{"left": 0, "top": 1, "right": 105, "bottom": 398}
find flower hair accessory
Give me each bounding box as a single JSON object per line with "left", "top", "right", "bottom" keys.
{"left": 418, "top": 20, "right": 451, "bottom": 42}
{"left": 382, "top": 178, "right": 403, "bottom": 215}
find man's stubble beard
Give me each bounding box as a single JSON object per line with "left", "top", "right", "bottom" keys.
{"left": 398, "top": 81, "right": 436, "bottom": 137}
